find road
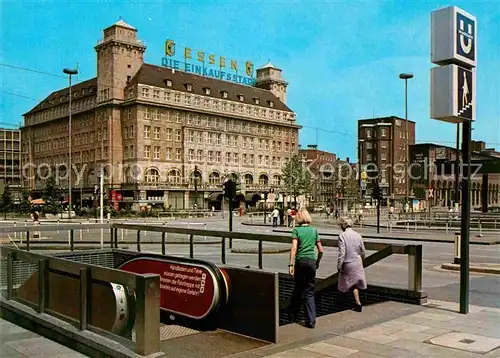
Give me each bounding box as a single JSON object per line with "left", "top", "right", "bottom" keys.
{"left": 2, "top": 215, "right": 499, "bottom": 308}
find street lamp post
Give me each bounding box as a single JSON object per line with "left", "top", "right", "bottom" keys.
{"left": 399, "top": 73, "right": 413, "bottom": 213}
{"left": 63, "top": 68, "right": 78, "bottom": 219}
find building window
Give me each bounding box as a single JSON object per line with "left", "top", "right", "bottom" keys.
{"left": 197, "top": 131, "right": 203, "bottom": 143}
{"left": 269, "top": 101, "right": 274, "bottom": 108}
{"left": 166, "top": 80, "right": 172, "bottom": 87}
{"left": 253, "top": 97, "right": 260, "bottom": 105}
{"left": 124, "top": 127, "right": 129, "bottom": 139}
{"left": 153, "top": 90, "right": 160, "bottom": 100}
{"left": 166, "top": 147, "right": 172, "bottom": 160}
{"left": 221, "top": 91, "right": 228, "bottom": 99}
{"left": 233, "top": 153, "right": 238, "bottom": 164}
{"left": 222, "top": 102, "right": 228, "bottom": 111}
{"left": 249, "top": 154, "right": 254, "bottom": 165}
{"left": 215, "top": 151, "right": 221, "bottom": 163}
{"left": 143, "top": 125, "right": 151, "bottom": 139}
{"left": 153, "top": 127, "right": 160, "bottom": 140}
{"left": 207, "top": 132, "right": 213, "bottom": 145}
{"left": 204, "top": 99, "right": 210, "bottom": 108}
{"left": 164, "top": 91, "right": 171, "bottom": 101}
{"left": 145, "top": 168, "right": 159, "bottom": 183}
{"left": 242, "top": 153, "right": 247, "bottom": 164}
{"left": 197, "top": 150, "right": 203, "bottom": 162}
{"left": 184, "top": 95, "right": 191, "bottom": 105}
{"left": 366, "top": 129, "right": 372, "bottom": 138}
{"left": 367, "top": 153, "right": 372, "bottom": 162}
{"left": 381, "top": 128, "right": 387, "bottom": 137}
{"left": 166, "top": 128, "right": 173, "bottom": 141}
{"left": 127, "top": 108, "right": 132, "bottom": 120}
{"left": 144, "top": 108, "right": 151, "bottom": 119}
{"left": 215, "top": 133, "right": 221, "bottom": 145}
{"left": 259, "top": 174, "right": 268, "bottom": 186}
{"left": 189, "top": 149, "right": 195, "bottom": 161}
{"left": 141, "top": 87, "right": 149, "bottom": 98}
{"left": 209, "top": 171, "right": 220, "bottom": 184}
{"left": 188, "top": 130, "right": 194, "bottom": 143}
{"left": 144, "top": 145, "right": 151, "bottom": 159}
{"left": 175, "top": 148, "right": 181, "bottom": 161}
{"left": 238, "top": 95, "right": 244, "bottom": 102}
{"left": 153, "top": 146, "right": 160, "bottom": 159}
{"left": 130, "top": 125, "right": 135, "bottom": 138}
{"left": 272, "top": 175, "right": 281, "bottom": 186}
{"left": 175, "top": 129, "right": 181, "bottom": 141}
{"left": 366, "top": 142, "right": 372, "bottom": 149}
{"left": 194, "top": 97, "right": 200, "bottom": 106}
{"left": 381, "top": 142, "right": 387, "bottom": 149}
{"left": 204, "top": 87, "right": 211, "bottom": 95}
{"left": 225, "top": 152, "right": 231, "bottom": 164}
{"left": 381, "top": 152, "right": 387, "bottom": 161}
{"left": 226, "top": 135, "right": 231, "bottom": 147}
{"left": 208, "top": 151, "right": 214, "bottom": 162}
{"left": 186, "top": 84, "right": 192, "bottom": 91}
{"left": 154, "top": 109, "right": 160, "bottom": 120}
{"left": 174, "top": 94, "right": 180, "bottom": 103}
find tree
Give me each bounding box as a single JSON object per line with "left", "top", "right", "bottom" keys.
{"left": 0, "top": 186, "right": 12, "bottom": 219}
{"left": 281, "top": 155, "right": 313, "bottom": 204}
{"left": 42, "top": 175, "right": 62, "bottom": 214}
{"left": 19, "top": 190, "right": 32, "bottom": 214}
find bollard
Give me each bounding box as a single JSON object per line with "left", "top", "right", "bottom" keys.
{"left": 479, "top": 218, "right": 483, "bottom": 237}
{"left": 446, "top": 220, "right": 449, "bottom": 235}
{"left": 137, "top": 231, "right": 141, "bottom": 252}
{"left": 70, "top": 230, "right": 74, "bottom": 251}
{"left": 161, "top": 232, "right": 166, "bottom": 255}
{"left": 57, "top": 219, "right": 60, "bottom": 234}
{"left": 204, "top": 223, "right": 207, "bottom": 242}
{"left": 80, "top": 224, "right": 83, "bottom": 241}
{"left": 14, "top": 222, "right": 16, "bottom": 239}
{"left": 121, "top": 228, "right": 124, "bottom": 242}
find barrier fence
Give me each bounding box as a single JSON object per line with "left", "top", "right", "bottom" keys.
{"left": 0, "top": 245, "right": 161, "bottom": 356}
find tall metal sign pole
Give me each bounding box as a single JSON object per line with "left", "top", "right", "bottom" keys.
{"left": 431, "top": 6, "right": 476, "bottom": 314}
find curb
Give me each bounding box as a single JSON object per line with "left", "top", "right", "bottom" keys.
{"left": 441, "top": 263, "right": 500, "bottom": 275}
{"left": 231, "top": 248, "right": 290, "bottom": 254}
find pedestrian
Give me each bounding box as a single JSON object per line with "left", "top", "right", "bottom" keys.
{"left": 279, "top": 207, "right": 285, "bottom": 226}
{"left": 290, "top": 207, "right": 297, "bottom": 227}
{"left": 288, "top": 208, "right": 324, "bottom": 328}
{"left": 337, "top": 217, "right": 367, "bottom": 312}
{"left": 287, "top": 208, "right": 292, "bottom": 227}
{"left": 272, "top": 207, "right": 279, "bottom": 227}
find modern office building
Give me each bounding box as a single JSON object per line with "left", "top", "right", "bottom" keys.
{"left": 21, "top": 20, "right": 299, "bottom": 210}
{"left": 0, "top": 128, "right": 22, "bottom": 203}
{"left": 358, "top": 116, "right": 416, "bottom": 204}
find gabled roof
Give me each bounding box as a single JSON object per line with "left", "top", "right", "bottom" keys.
{"left": 24, "top": 78, "right": 97, "bottom": 116}
{"left": 128, "top": 63, "right": 293, "bottom": 112}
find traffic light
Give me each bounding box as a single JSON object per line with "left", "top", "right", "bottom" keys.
{"left": 223, "top": 179, "right": 236, "bottom": 200}
{"left": 372, "top": 182, "right": 382, "bottom": 200}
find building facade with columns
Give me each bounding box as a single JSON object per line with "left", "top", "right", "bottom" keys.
{"left": 21, "top": 20, "right": 299, "bottom": 210}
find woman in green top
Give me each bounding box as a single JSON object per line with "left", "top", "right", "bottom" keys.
{"left": 288, "top": 208, "right": 324, "bottom": 328}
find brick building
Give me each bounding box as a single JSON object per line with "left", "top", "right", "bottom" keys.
{"left": 300, "top": 145, "right": 337, "bottom": 205}
{"left": 21, "top": 20, "right": 299, "bottom": 210}
{"left": 358, "top": 116, "right": 415, "bottom": 204}
{"left": 410, "top": 142, "right": 500, "bottom": 209}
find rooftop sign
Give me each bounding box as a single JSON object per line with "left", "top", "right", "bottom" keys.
{"left": 162, "top": 39, "right": 256, "bottom": 86}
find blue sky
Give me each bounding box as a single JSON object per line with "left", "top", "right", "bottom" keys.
{"left": 1, "top": 0, "right": 499, "bottom": 160}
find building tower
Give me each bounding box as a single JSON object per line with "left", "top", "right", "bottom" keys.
{"left": 255, "top": 62, "right": 288, "bottom": 104}
{"left": 94, "top": 20, "right": 146, "bottom": 184}
{"left": 94, "top": 20, "right": 146, "bottom": 102}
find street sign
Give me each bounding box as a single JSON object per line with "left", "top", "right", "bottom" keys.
{"left": 431, "top": 6, "right": 476, "bottom": 68}
{"left": 431, "top": 64, "right": 475, "bottom": 122}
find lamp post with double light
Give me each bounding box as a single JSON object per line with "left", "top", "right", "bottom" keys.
{"left": 399, "top": 73, "right": 413, "bottom": 212}
{"left": 63, "top": 68, "right": 78, "bottom": 219}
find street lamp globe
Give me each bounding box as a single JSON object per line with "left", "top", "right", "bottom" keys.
{"left": 63, "top": 68, "right": 78, "bottom": 75}
{"left": 399, "top": 73, "right": 414, "bottom": 80}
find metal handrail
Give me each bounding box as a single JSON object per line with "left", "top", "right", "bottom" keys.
{"left": 0, "top": 246, "right": 161, "bottom": 356}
